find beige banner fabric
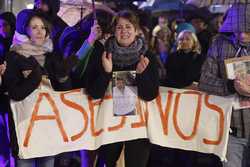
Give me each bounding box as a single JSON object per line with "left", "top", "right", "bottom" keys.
{"left": 10, "top": 86, "right": 233, "bottom": 161}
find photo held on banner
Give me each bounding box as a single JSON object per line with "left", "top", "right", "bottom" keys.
{"left": 10, "top": 85, "right": 233, "bottom": 161}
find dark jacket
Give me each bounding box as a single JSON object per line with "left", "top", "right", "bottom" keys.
{"left": 85, "top": 48, "right": 159, "bottom": 101}
{"left": 0, "top": 36, "right": 12, "bottom": 62}
{"left": 58, "top": 26, "right": 91, "bottom": 89}
{"left": 0, "top": 11, "right": 16, "bottom": 57}
{"left": 163, "top": 50, "right": 205, "bottom": 88}
{"left": 3, "top": 51, "right": 72, "bottom": 101}
{"left": 2, "top": 50, "right": 72, "bottom": 156}
{"left": 70, "top": 41, "right": 104, "bottom": 89}
{"left": 197, "top": 30, "right": 212, "bottom": 55}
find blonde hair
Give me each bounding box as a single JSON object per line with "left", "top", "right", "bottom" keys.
{"left": 176, "top": 30, "right": 201, "bottom": 54}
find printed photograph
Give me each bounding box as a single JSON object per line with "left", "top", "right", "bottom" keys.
{"left": 224, "top": 56, "right": 250, "bottom": 80}
{"left": 112, "top": 71, "right": 137, "bottom": 116}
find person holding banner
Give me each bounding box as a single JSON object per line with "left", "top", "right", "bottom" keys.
{"left": 85, "top": 10, "right": 159, "bottom": 167}
{"left": 3, "top": 10, "right": 72, "bottom": 167}
{"left": 157, "top": 29, "right": 222, "bottom": 167}
{"left": 149, "top": 29, "right": 204, "bottom": 167}
{"left": 198, "top": 4, "right": 250, "bottom": 167}
{"left": 163, "top": 30, "right": 204, "bottom": 89}
{"left": 59, "top": 9, "right": 114, "bottom": 167}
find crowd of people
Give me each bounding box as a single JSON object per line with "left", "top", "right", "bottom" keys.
{"left": 0, "top": 0, "right": 250, "bottom": 167}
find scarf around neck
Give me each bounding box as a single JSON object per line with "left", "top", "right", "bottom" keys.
{"left": 105, "top": 36, "right": 147, "bottom": 68}
{"left": 11, "top": 31, "right": 53, "bottom": 66}
{"left": 230, "top": 35, "right": 250, "bottom": 57}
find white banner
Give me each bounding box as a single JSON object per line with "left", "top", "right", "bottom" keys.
{"left": 10, "top": 86, "right": 233, "bottom": 160}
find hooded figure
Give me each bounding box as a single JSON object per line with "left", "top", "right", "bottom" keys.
{"left": 34, "top": 0, "right": 68, "bottom": 53}
{"left": 0, "top": 12, "right": 16, "bottom": 61}
{"left": 199, "top": 4, "right": 250, "bottom": 167}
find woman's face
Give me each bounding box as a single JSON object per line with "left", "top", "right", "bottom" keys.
{"left": 115, "top": 17, "right": 137, "bottom": 47}
{"left": 178, "top": 33, "right": 194, "bottom": 50}
{"left": 26, "top": 17, "right": 47, "bottom": 46}
{"left": 0, "top": 19, "right": 11, "bottom": 38}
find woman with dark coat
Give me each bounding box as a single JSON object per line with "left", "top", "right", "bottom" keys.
{"left": 85, "top": 10, "right": 159, "bottom": 167}
{"left": 163, "top": 30, "right": 205, "bottom": 89}
{"left": 150, "top": 30, "right": 204, "bottom": 167}
{"left": 154, "top": 30, "right": 220, "bottom": 167}
{"left": 3, "top": 10, "right": 71, "bottom": 167}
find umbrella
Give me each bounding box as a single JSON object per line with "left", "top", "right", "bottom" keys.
{"left": 186, "top": 0, "right": 250, "bottom": 8}
{"left": 91, "top": 0, "right": 97, "bottom": 20}
{"left": 58, "top": 0, "right": 115, "bottom": 26}
{"left": 142, "top": 0, "right": 196, "bottom": 17}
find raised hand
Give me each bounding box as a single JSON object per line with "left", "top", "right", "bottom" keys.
{"left": 0, "top": 61, "right": 6, "bottom": 75}
{"left": 152, "top": 25, "right": 161, "bottom": 37}
{"left": 234, "top": 74, "right": 250, "bottom": 97}
{"left": 136, "top": 55, "right": 149, "bottom": 74}
{"left": 87, "top": 20, "right": 103, "bottom": 45}
{"left": 102, "top": 51, "right": 112, "bottom": 73}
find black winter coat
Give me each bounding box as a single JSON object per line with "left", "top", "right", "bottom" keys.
{"left": 2, "top": 50, "right": 72, "bottom": 157}
{"left": 0, "top": 36, "right": 12, "bottom": 62}
{"left": 163, "top": 50, "right": 205, "bottom": 88}
{"left": 3, "top": 51, "right": 72, "bottom": 101}
{"left": 85, "top": 48, "right": 159, "bottom": 101}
